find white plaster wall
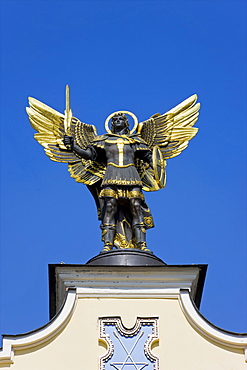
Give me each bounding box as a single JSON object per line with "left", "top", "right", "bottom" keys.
{"left": 2, "top": 297, "right": 246, "bottom": 370}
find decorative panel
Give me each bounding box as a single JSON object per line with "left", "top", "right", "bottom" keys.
{"left": 99, "top": 317, "right": 159, "bottom": 370}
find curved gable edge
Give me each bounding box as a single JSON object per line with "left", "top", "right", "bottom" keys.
{"left": 179, "top": 289, "right": 247, "bottom": 362}
{"left": 0, "top": 288, "right": 77, "bottom": 365}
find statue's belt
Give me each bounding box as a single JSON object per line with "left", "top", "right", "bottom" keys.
{"left": 107, "top": 162, "right": 135, "bottom": 168}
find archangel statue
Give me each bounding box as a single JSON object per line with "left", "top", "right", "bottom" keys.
{"left": 27, "top": 87, "right": 200, "bottom": 253}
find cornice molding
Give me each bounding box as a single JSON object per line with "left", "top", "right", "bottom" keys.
{"left": 0, "top": 289, "right": 76, "bottom": 365}
{"left": 179, "top": 289, "right": 247, "bottom": 362}
{"left": 54, "top": 265, "right": 202, "bottom": 311}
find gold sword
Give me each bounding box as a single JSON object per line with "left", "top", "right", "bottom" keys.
{"left": 64, "top": 84, "right": 72, "bottom": 148}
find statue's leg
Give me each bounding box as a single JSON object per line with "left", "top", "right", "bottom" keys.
{"left": 130, "top": 198, "right": 150, "bottom": 251}
{"left": 101, "top": 197, "right": 117, "bottom": 252}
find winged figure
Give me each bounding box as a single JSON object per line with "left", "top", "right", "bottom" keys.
{"left": 27, "top": 89, "right": 200, "bottom": 253}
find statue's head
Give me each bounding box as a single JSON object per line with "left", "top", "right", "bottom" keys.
{"left": 111, "top": 113, "right": 129, "bottom": 134}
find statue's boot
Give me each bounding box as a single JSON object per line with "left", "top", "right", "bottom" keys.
{"left": 132, "top": 223, "right": 150, "bottom": 252}
{"left": 101, "top": 224, "right": 116, "bottom": 253}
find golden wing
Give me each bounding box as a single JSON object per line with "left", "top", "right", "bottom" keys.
{"left": 26, "top": 97, "right": 105, "bottom": 185}
{"left": 138, "top": 94, "right": 200, "bottom": 160}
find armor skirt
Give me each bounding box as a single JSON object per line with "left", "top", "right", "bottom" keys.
{"left": 101, "top": 164, "right": 142, "bottom": 187}
{"left": 99, "top": 186, "right": 144, "bottom": 200}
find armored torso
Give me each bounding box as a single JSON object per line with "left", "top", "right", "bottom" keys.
{"left": 104, "top": 136, "right": 137, "bottom": 167}
{"left": 91, "top": 134, "right": 151, "bottom": 187}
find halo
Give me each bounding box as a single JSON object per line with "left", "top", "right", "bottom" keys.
{"left": 105, "top": 110, "right": 138, "bottom": 134}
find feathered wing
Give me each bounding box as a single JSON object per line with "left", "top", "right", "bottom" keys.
{"left": 139, "top": 94, "right": 200, "bottom": 159}
{"left": 138, "top": 94, "right": 200, "bottom": 191}
{"left": 26, "top": 97, "right": 105, "bottom": 185}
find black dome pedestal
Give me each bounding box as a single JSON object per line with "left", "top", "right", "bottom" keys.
{"left": 86, "top": 249, "right": 166, "bottom": 266}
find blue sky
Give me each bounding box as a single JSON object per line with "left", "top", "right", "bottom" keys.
{"left": 0, "top": 0, "right": 246, "bottom": 338}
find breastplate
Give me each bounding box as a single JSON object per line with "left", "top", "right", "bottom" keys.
{"left": 105, "top": 137, "right": 135, "bottom": 167}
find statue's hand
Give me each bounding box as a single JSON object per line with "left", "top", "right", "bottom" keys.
{"left": 63, "top": 135, "right": 74, "bottom": 150}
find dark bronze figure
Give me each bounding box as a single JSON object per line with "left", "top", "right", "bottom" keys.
{"left": 64, "top": 113, "right": 153, "bottom": 252}
{"left": 27, "top": 87, "right": 200, "bottom": 253}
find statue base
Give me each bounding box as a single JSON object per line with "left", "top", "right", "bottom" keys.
{"left": 86, "top": 249, "right": 166, "bottom": 266}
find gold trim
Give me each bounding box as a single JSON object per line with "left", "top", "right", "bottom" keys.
{"left": 129, "top": 190, "right": 144, "bottom": 199}
{"left": 135, "top": 146, "right": 150, "bottom": 150}
{"left": 97, "top": 208, "right": 102, "bottom": 219}
{"left": 101, "top": 229, "right": 107, "bottom": 241}
{"left": 140, "top": 243, "right": 150, "bottom": 251}
{"left": 99, "top": 189, "right": 117, "bottom": 198}
{"left": 144, "top": 216, "right": 154, "bottom": 228}
{"left": 99, "top": 188, "right": 144, "bottom": 200}
{"left": 105, "top": 137, "right": 135, "bottom": 144}
{"left": 101, "top": 244, "right": 112, "bottom": 252}
{"left": 107, "top": 163, "right": 134, "bottom": 168}
{"left": 113, "top": 233, "right": 138, "bottom": 249}
{"left": 102, "top": 178, "right": 143, "bottom": 186}
{"left": 117, "top": 142, "right": 124, "bottom": 166}
{"left": 153, "top": 145, "right": 166, "bottom": 189}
